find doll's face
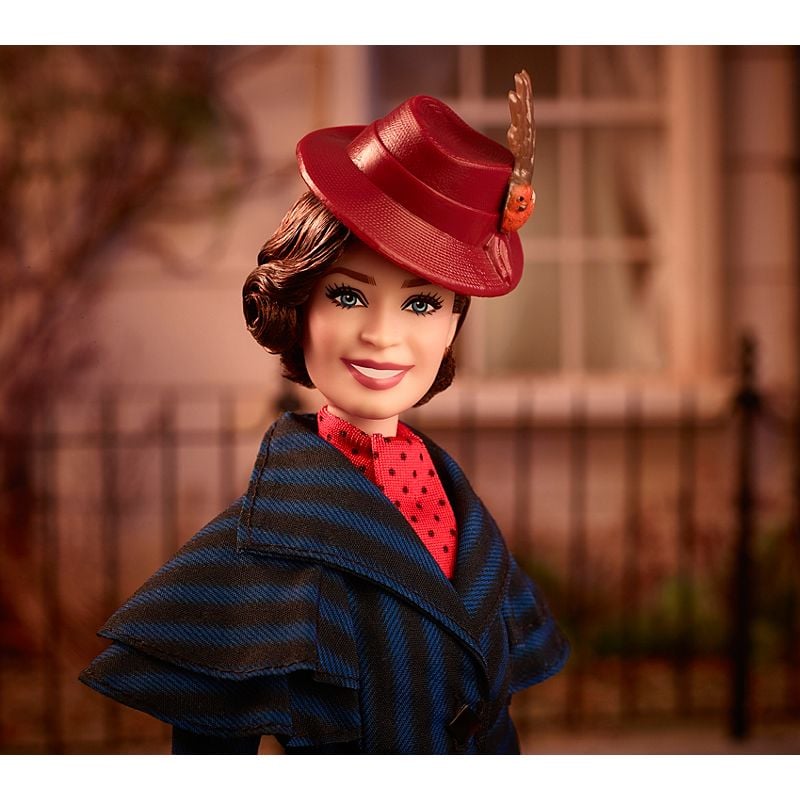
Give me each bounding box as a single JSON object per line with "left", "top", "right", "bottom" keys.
{"left": 304, "top": 242, "right": 460, "bottom": 436}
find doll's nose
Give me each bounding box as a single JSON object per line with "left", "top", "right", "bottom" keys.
{"left": 359, "top": 309, "right": 402, "bottom": 349}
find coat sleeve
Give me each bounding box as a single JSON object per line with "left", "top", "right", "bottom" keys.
{"left": 502, "top": 554, "right": 570, "bottom": 694}
{"left": 79, "top": 499, "right": 361, "bottom": 747}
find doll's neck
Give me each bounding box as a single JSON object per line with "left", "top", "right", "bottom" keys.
{"left": 323, "top": 404, "right": 399, "bottom": 438}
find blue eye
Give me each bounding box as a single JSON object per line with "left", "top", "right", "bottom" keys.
{"left": 325, "top": 284, "right": 367, "bottom": 309}
{"left": 403, "top": 293, "right": 444, "bottom": 316}
{"left": 409, "top": 299, "right": 432, "bottom": 314}
{"left": 339, "top": 292, "right": 360, "bottom": 308}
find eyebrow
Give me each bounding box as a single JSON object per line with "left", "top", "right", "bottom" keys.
{"left": 401, "top": 277, "right": 432, "bottom": 288}
{"left": 327, "top": 268, "right": 376, "bottom": 285}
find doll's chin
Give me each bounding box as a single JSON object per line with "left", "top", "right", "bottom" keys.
{"left": 330, "top": 392, "right": 423, "bottom": 424}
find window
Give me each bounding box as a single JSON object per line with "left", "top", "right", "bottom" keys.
{"left": 362, "top": 46, "right": 723, "bottom": 384}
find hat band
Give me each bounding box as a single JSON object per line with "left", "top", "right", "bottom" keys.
{"left": 347, "top": 125, "right": 498, "bottom": 248}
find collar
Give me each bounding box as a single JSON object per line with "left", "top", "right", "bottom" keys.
{"left": 317, "top": 404, "right": 417, "bottom": 452}
{"left": 315, "top": 403, "right": 420, "bottom": 477}
{"left": 236, "top": 412, "right": 510, "bottom": 669}
{"left": 316, "top": 404, "right": 434, "bottom": 483}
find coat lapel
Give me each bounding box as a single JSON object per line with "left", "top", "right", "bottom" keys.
{"left": 419, "top": 430, "right": 510, "bottom": 627}
{"left": 237, "top": 413, "right": 509, "bottom": 670}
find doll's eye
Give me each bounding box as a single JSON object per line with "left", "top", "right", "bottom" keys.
{"left": 325, "top": 284, "right": 367, "bottom": 309}
{"left": 402, "top": 293, "right": 444, "bottom": 316}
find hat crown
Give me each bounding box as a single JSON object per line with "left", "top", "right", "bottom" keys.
{"left": 349, "top": 96, "right": 512, "bottom": 216}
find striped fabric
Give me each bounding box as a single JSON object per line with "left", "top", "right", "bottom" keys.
{"left": 80, "top": 412, "right": 569, "bottom": 754}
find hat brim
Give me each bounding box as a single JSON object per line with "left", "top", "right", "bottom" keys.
{"left": 296, "top": 126, "right": 523, "bottom": 298}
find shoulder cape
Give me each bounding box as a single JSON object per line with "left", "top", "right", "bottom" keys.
{"left": 80, "top": 412, "right": 568, "bottom": 743}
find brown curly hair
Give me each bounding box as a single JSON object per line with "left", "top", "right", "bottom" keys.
{"left": 242, "top": 191, "right": 470, "bottom": 407}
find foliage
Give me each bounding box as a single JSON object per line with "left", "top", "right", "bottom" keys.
{"left": 0, "top": 45, "right": 260, "bottom": 417}
{"left": 518, "top": 520, "right": 799, "bottom": 663}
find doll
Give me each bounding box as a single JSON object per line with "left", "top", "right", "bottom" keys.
{"left": 80, "top": 70, "right": 569, "bottom": 755}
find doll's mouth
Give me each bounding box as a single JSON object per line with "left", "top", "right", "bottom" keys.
{"left": 343, "top": 359, "right": 412, "bottom": 390}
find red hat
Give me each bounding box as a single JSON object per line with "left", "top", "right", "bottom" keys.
{"left": 296, "top": 95, "right": 525, "bottom": 297}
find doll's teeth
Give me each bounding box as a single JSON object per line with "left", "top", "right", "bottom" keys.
{"left": 351, "top": 364, "right": 404, "bottom": 379}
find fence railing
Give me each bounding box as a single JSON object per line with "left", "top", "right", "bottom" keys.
{"left": 0, "top": 338, "right": 797, "bottom": 753}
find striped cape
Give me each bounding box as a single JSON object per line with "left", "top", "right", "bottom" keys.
{"left": 80, "top": 412, "right": 569, "bottom": 753}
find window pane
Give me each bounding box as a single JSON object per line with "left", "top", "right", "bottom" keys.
{"left": 581, "top": 46, "right": 664, "bottom": 99}
{"left": 370, "top": 46, "right": 459, "bottom": 107}
{"left": 485, "top": 125, "right": 559, "bottom": 238}
{"left": 583, "top": 261, "right": 665, "bottom": 372}
{"left": 482, "top": 262, "right": 561, "bottom": 375}
{"left": 482, "top": 46, "right": 559, "bottom": 98}
{"left": 583, "top": 127, "right": 664, "bottom": 238}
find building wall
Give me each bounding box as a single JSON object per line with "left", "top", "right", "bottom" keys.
{"left": 86, "top": 46, "right": 321, "bottom": 393}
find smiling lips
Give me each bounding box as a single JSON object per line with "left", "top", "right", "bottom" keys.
{"left": 343, "top": 358, "right": 412, "bottom": 390}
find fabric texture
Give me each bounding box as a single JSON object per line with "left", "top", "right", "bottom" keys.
{"left": 317, "top": 405, "right": 458, "bottom": 577}
{"left": 80, "top": 412, "right": 569, "bottom": 754}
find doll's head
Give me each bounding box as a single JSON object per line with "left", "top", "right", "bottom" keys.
{"left": 243, "top": 191, "right": 469, "bottom": 407}
{"left": 244, "top": 72, "right": 535, "bottom": 418}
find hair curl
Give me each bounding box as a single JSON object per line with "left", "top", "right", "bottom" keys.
{"left": 243, "top": 191, "right": 470, "bottom": 406}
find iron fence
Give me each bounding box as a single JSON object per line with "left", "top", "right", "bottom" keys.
{"left": 0, "top": 338, "right": 797, "bottom": 753}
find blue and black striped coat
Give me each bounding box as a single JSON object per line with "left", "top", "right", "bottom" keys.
{"left": 80, "top": 412, "right": 569, "bottom": 754}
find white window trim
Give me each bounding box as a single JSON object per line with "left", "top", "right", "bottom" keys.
{"left": 665, "top": 46, "right": 723, "bottom": 380}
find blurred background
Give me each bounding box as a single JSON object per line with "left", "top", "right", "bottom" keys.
{"left": 0, "top": 45, "right": 797, "bottom": 754}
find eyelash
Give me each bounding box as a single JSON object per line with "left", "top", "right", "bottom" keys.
{"left": 402, "top": 293, "right": 444, "bottom": 316}
{"left": 325, "top": 283, "right": 366, "bottom": 309}
{"left": 324, "top": 284, "right": 444, "bottom": 316}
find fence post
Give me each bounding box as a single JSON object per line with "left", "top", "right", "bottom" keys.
{"left": 730, "top": 332, "right": 760, "bottom": 739}
{"left": 564, "top": 390, "right": 587, "bottom": 728}
{"left": 39, "top": 401, "right": 64, "bottom": 754}
{"left": 674, "top": 389, "right": 697, "bottom": 717}
{"left": 790, "top": 44, "right": 800, "bottom": 720}
{"left": 100, "top": 390, "right": 122, "bottom": 748}
{"left": 159, "top": 393, "right": 179, "bottom": 561}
